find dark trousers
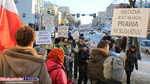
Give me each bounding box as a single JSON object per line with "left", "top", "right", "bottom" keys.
{"left": 67, "top": 62, "right": 73, "bottom": 79}
{"left": 115, "top": 47, "right": 121, "bottom": 53}
{"left": 78, "top": 71, "right": 88, "bottom": 84}
{"left": 78, "top": 65, "right": 88, "bottom": 84}
{"left": 125, "top": 70, "right": 132, "bottom": 84}
{"left": 74, "top": 59, "right": 78, "bottom": 79}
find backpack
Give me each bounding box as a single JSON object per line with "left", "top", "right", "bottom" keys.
{"left": 103, "top": 56, "right": 123, "bottom": 81}
{"left": 48, "top": 67, "right": 74, "bottom": 84}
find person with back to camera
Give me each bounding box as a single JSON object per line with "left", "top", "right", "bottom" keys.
{"left": 46, "top": 48, "right": 67, "bottom": 84}
{"left": 0, "top": 26, "right": 52, "bottom": 84}
{"left": 88, "top": 40, "right": 122, "bottom": 84}
{"left": 125, "top": 45, "right": 138, "bottom": 84}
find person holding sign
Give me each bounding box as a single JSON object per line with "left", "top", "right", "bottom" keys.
{"left": 125, "top": 45, "right": 138, "bottom": 84}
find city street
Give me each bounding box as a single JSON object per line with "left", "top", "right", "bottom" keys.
{"left": 0, "top": 0, "right": 150, "bottom": 84}
{"left": 72, "top": 30, "right": 150, "bottom": 84}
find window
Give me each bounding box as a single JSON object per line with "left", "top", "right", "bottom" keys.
{"left": 22, "top": 13, "right": 26, "bottom": 18}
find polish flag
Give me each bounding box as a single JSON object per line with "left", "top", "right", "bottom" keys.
{"left": 0, "top": 0, "right": 23, "bottom": 55}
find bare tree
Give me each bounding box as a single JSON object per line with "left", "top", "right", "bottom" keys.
{"left": 128, "top": 0, "right": 141, "bottom": 60}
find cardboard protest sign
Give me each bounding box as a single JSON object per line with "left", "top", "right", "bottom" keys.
{"left": 58, "top": 26, "right": 68, "bottom": 37}
{"left": 111, "top": 8, "right": 150, "bottom": 38}
{"left": 35, "top": 31, "right": 52, "bottom": 44}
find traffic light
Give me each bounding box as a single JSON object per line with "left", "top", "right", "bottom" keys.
{"left": 82, "top": 14, "right": 85, "bottom": 16}
{"left": 72, "top": 14, "right": 75, "bottom": 16}
{"left": 89, "top": 14, "right": 93, "bottom": 16}
{"left": 77, "top": 13, "right": 80, "bottom": 18}
{"left": 93, "top": 13, "right": 96, "bottom": 18}
{"left": 47, "top": 11, "right": 50, "bottom": 15}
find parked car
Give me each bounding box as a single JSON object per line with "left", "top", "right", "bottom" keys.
{"left": 141, "top": 40, "right": 150, "bottom": 54}
{"left": 89, "top": 31, "right": 96, "bottom": 34}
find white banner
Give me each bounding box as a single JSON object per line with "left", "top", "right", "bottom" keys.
{"left": 79, "top": 24, "right": 91, "bottom": 34}
{"left": 72, "top": 30, "right": 79, "bottom": 39}
{"left": 35, "top": 31, "right": 52, "bottom": 44}
{"left": 111, "top": 8, "right": 150, "bottom": 38}
{"left": 58, "top": 26, "right": 68, "bottom": 37}
{"left": 42, "top": 16, "right": 54, "bottom": 26}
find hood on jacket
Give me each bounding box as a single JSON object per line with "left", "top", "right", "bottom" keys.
{"left": 90, "top": 48, "right": 112, "bottom": 63}
{"left": 2, "top": 46, "right": 46, "bottom": 76}
{"left": 46, "top": 58, "right": 65, "bottom": 72}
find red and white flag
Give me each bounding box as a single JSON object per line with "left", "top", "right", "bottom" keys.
{"left": 0, "top": 0, "right": 23, "bottom": 55}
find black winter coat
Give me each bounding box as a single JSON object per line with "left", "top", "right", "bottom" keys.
{"left": 125, "top": 50, "right": 138, "bottom": 72}
{"left": 122, "top": 37, "right": 127, "bottom": 48}
{"left": 78, "top": 49, "right": 90, "bottom": 72}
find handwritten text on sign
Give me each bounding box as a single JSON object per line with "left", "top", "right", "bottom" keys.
{"left": 42, "top": 16, "right": 54, "bottom": 26}
{"left": 35, "top": 31, "right": 52, "bottom": 44}
{"left": 79, "top": 24, "right": 91, "bottom": 34}
{"left": 58, "top": 26, "right": 68, "bottom": 37}
{"left": 111, "top": 8, "right": 150, "bottom": 38}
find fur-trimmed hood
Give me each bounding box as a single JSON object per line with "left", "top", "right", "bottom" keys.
{"left": 90, "top": 48, "right": 112, "bottom": 63}
{"left": 1, "top": 46, "right": 46, "bottom": 76}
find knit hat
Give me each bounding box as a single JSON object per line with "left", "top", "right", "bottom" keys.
{"left": 68, "top": 36, "right": 73, "bottom": 40}
{"left": 34, "top": 46, "right": 47, "bottom": 56}
{"left": 55, "top": 38, "right": 61, "bottom": 44}
{"left": 48, "top": 48, "right": 65, "bottom": 64}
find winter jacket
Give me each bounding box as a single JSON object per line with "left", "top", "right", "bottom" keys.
{"left": 115, "top": 39, "right": 123, "bottom": 48}
{"left": 46, "top": 58, "right": 67, "bottom": 84}
{"left": 73, "top": 41, "right": 84, "bottom": 53}
{"left": 121, "top": 37, "right": 127, "bottom": 48}
{"left": 78, "top": 49, "right": 90, "bottom": 72}
{"left": 88, "top": 48, "right": 112, "bottom": 83}
{"left": 125, "top": 50, "right": 138, "bottom": 72}
{"left": 0, "top": 46, "right": 52, "bottom": 84}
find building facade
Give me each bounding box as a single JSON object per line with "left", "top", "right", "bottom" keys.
{"left": 14, "top": 0, "right": 44, "bottom": 30}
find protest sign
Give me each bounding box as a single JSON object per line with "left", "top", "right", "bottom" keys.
{"left": 111, "top": 8, "right": 150, "bottom": 38}
{"left": 72, "top": 30, "right": 79, "bottom": 39}
{"left": 35, "top": 31, "right": 52, "bottom": 44}
{"left": 58, "top": 26, "right": 68, "bottom": 37}
{"left": 79, "top": 24, "right": 91, "bottom": 34}
{"left": 42, "top": 16, "right": 54, "bottom": 26}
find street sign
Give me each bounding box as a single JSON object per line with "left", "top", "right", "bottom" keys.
{"left": 23, "top": 20, "right": 29, "bottom": 26}
{"left": 42, "top": 16, "right": 54, "bottom": 26}
{"left": 72, "top": 30, "right": 79, "bottom": 39}
{"left": 111, "top": 8, "right": 150, "bottom": 38}
{"left": 58, "top": 26, "right": 68, "bottom": 37}
{"left": 79, "top": 24, "right": 91, "bottom": 34}
{"left": 35, "top": 31, "right": 52, "bottom": 44}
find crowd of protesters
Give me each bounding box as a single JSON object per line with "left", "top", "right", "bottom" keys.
{"left": 0, "top": 26, "right": 138, "bottom": 84}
